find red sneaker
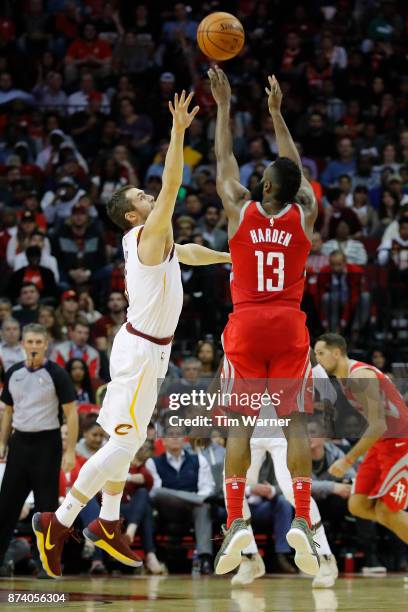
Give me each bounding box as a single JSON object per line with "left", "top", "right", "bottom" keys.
{"left": 83, "top": 518, "right": 142, "bottom": 567}
{"left": 32, "top": 512, "right": 73, "bottom": 578}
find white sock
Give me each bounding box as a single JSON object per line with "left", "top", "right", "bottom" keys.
{"left": 313, "top": 524, "right": 332, "bottom": 556}
{"left": 99, "top": 490, "right": 122, "bottom": 521}
{"left": 126, "top": 523, "right": 137, "bottom": 539}
{"left": 55, "top": 491, "right": 85, "bottom": 528}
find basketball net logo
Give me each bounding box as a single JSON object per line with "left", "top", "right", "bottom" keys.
{"left": 231, "top": 481, "right": 239, "bottom": 490}
{"left": 390, "top": 481, "right": 406, "bottom": 505}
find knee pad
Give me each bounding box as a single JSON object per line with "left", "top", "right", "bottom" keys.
{"left": 74, "top": 439, "right": 134, "bottom": 498}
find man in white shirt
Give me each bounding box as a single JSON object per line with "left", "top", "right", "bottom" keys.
{"left": 67, "top": 72, "right": 110, "bottom": 116}
{"left": 322, "top": 221, "right": 367, "bottom": 265}
{"left": 0, "top": 319, "right": 25, "bottom": 372}
{"left": 146, "top": 429, "right": 215, "bottom": 574}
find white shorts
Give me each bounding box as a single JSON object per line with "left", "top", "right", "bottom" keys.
{"left": 97, "top": 324, "right": 171, "bottom": 450}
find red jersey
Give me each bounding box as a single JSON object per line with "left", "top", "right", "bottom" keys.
{"left": 344, "top": 360, "right": 408, "bottom": 438}
{"left": 229, "top": 201, "right": 310, "bottom": 309}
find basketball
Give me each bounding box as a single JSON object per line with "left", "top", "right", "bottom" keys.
{"left": 197, "top": 12, "right": 245, "bottom": 61}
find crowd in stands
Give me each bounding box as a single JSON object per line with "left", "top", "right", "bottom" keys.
{"left": 0, "top": 0, "right": 407, "bottom": 576}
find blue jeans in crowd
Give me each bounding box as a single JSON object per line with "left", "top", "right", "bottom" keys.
{"left": 250, "top": 494, "right": 293, "bottom": 554}
{"left": 120, "top": 488, "right": 155, "bottom": 554}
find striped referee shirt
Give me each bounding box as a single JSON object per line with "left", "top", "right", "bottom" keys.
{"left": 0, "top": 361, "right": 76, "bottom": 432}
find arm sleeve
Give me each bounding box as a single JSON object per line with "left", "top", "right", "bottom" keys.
{"left": 47, "top": 363, "right": 77, "bottom": 404}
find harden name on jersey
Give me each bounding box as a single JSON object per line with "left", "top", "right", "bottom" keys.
{"left": 249, "top": 227, "right": 292, "bottom": 247}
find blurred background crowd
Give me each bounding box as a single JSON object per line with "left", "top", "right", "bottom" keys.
{"left": 0, "top": 0, "right": 407, "bottom": 578}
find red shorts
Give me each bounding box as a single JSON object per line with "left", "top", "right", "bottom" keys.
{"left": 221, "top": 306, "right": 313, "bottom": 417}
{"left": 353, "top": 438, "right": 408, "bottom": 511}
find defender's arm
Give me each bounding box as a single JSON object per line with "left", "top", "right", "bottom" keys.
{"left": 176, "top": 243, "right": 231, "bottom": 266}
{"left": 139, "top": 91, "right": 199, "bottom": 266}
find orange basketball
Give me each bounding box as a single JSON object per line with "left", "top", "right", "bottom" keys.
{"left": 197, "top": 12, "right": 245, "bottom": 61}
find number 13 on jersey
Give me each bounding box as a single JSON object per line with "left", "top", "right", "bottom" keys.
{"left": 255, "top": 250, "right": 284, "bottom": 292}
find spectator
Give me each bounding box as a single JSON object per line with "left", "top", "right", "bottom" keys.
{"left": 66, "top": 358, "right": 95, "bottom": 404}
{"left": 307, "top": 232, "right": 330, "bottom": 275}
{"left": 6, "top": 211, "right": 43, "bottom": 269}
{"left": 91, "top": 291, "right": 126, "bottom": 353}
{"left": 38, "top": 305, "right": 62, "bottom": 352}
{"left": 54, "top": 290, "right": 79, "bottom": 338}
{"left": 319, "top": 251, "right": 370, "bottom": 334}
{"left": 338, "top": 174, "right": 353, "bottom": 206}
{"left": 350, "top": 186, "right": 379, "bottom": 236}
{"left": 52, "top": 203, "right": 106, "bottom": 288}
{"left": 308, "top": 420, "right": 355, "bottom": 535}
{"left": 351, "top": 155, "right": 377, "bottom": 191}
{"left": 197, "top": 207, "right": 227, "bottom": 251}
{"left": 298, "top": 112, "right": 335, "bottom": 160}
{"left": 91, "top": 158, "right": 128, "bottom": 206}
{"left": 12, "top": 283, "right": 40, "bottom": 326}
{"left": 162, "top": 3, "right": 198, "bottom": 43}
{"left": 320, "top": 31, "right": 348, "bottom": 70}
{"left": 117, "top": 97, "right": 154, "bottom": 164}
{"left": 0, "top": 300, "right": 12, "bottom": 327}
{"left": 239, "top": 138, "right": 271, "bottom": 188}
{"left": 78, "top": 291, "right": 102, "bottom": 325}
{"left": 378, "top": 218, "right": 408, "bottom": 270}
{"left": 323, "top": 188, "right": 362, "bottom": 239}
{"left": 113, "top": 31, "right": 156, "bottom": 76}
{"left": 369, "top": 348, "right": 391, "bottom": 375}
{"left": 377, "top": 189, "right": 400, "bottom": 236}
{"left": 75, "top": 416, "right": 104, "bottom": 459}
{"left": 146, "top": 429, "right": 215, "bottom": 575}
{"left": 146, "top": 140, "right": 191, "bottom": 186}
{"left": 380, "top": 204, "right": 408, "bottom": 244}
{"left": 8, "top": 245, "right": 57, "bottom": 302}
{"left": 32, "top": 71, "right": 68, "bottom": 115}
{"left": 65, "top": 24, "right": 112, "bottom": 85}
{"left": 67, "top": 71, "right": 110, "bottom": 115}
{"left": 13, "top": 230, "right": 59, "bottom": 282}
{"left": 121, "top": 446, "right": 166, "bottom": 574}
{"left": 42, "top": 177, "right": 85, "bottom": 226}
{"left": 321, "top": 138, "right": 356, "bottom": 187}
{"left": 0, "top": 319, "right": 25, "bottom": 372}
{"left": 196, "top": 340, "right": 218, "bottom": 380}
{"left": 322, "top": 221, "right": 368, "bottom": 265}
{"left": 51, "top": 319, "right": 100, "bottom": 378}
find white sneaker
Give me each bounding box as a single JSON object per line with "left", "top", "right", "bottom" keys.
{"left": 145, "top": 552, "right": 168, "bottom": 575}
{"left": 312, "top": 555, "right": 339, "bottom": 588}
{"left": 231, "top": 554, "right": 265, "bottom": 586}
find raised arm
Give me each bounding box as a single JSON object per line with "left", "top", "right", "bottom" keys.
{"left": 208, "top": 67, "right": 249, "bottom": 225}
{"left": 176, "top": 243, "right": 231, "bottom": 266}
{"left": 265, "top": 75, "right": 318, "bottom": 234}
{"left": 139, "top": 91, "right": 199, "bottom": 266}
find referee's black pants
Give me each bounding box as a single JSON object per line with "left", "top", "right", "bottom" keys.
{"left": 0, "top": 429, "right": 62, "bottom": 564}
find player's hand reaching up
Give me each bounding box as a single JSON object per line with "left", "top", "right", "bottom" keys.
{"left": 208, "top": 65, "right": 231, "bottom": 105}
{"left": 265, "top": 75, "right": 283, "bottom": 114}
{"left": 169, "top": 90, "right": 199, "bottom": 133}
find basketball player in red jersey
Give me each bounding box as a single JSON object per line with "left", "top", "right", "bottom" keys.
{"left": 315, "top": 334, "right": 408, "bottom": 542}
{"left": 208, "top": 67, "right": 319, "bottom": 576}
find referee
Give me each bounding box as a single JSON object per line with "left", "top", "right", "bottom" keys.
{"left": 0, "top": 323, "right": 78, "bottom": 568}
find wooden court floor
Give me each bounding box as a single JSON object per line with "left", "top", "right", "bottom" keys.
{"left": 1, "top": 574, "right": 407, "bottom": 611}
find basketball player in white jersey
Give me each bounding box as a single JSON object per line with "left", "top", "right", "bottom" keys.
{"left": 32, "top": 91, "right": 230, "bottom": 578}
{"left": 231, "top": 363, "right": 339, "bottom": 588}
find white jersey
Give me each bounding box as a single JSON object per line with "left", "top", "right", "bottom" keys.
{"left": 123, "top": 226, "right": 183, "bottom": 338}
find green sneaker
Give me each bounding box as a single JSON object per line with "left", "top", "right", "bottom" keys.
{"left": 286, "top": 517, "right": 320, "bottom": 576}
{"left": 214, "top": 519, "right": 252, "bottom": 575}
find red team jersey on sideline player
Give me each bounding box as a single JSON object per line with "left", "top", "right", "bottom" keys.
{"left": 344, "top": 360, "right": 408, "bottom": 511}
{"left": 221, "top": 200, "right": 313, "bottom": 417}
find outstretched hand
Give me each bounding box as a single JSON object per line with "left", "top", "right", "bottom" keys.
{"left": 265, "top": 74, "right": 283, "bottom": 114}
{"left": 208, "top": 65, "right": 231, "bottom": 105}
{"left": 169, "top": 90, "right": 200, "bottom": 132}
